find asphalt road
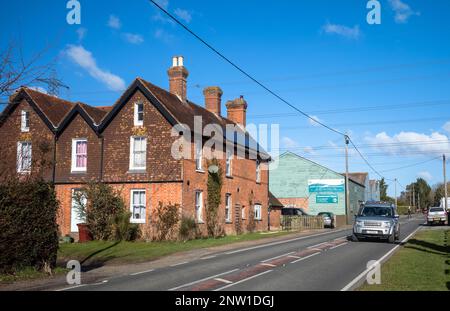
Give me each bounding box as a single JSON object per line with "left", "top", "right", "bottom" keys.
{"left": 62, "top": 216, "right": 424, "bottom": 291}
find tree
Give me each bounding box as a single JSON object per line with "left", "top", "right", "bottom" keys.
{"left": 0, "top": 40, "right": 66, "bottom": 98}
{"left": 379, "top": 178, "right": 392, "bottom": 202}
{"left": 432, "top": 183, "right": 450, "bottom": 206}
{"left": 409, "top": 178, "right": 432, "bottom": 210}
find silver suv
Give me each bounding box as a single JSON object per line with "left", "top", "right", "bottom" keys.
{"left": 352, "top": 202, "right": 400, "bottom": 243}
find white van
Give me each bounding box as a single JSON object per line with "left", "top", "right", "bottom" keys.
{"left": 440, "top": 197, "right": 450, "bottom": 210}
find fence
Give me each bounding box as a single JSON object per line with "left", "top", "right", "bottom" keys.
{"left": 281, "top": 216, "right": 324, "bottom": 231}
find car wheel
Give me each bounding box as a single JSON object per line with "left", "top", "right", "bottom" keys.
{"left": 388, "top": 233, "right": 395, "bottom": 243}
{"left": 352, "top": 234, "right": 359, "bottom": 242}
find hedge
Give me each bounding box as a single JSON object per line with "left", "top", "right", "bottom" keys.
{"left": 0, "top": 179, "right": 59, "bottom": 274}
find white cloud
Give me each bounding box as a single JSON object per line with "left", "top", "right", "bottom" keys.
{"left": 417, "top": 171, "right": 432, "bottom": 181}
{"left": 65, "top": 45, "right": 126, "bottom": 91}
{"left": 155, "top": 0, "right": 169, "bottom": 9}
{"left": 303, "top": 146, "right": 316, "bottom": 155}
{"left": 154, "top": 28, "right": 174, "bottom": 43}
{"left": 365, "top": 131, "right": 450, "bottom": 156}
{"left": 76, "top": 28, "right": 87, "bottom": 41}
{"left": 107, "top": 15, "right": 121, "bottom": 29}
{"left": 388, "top": 0, "right": 420, "bottom": 24}
{"left": 281, "top": 137, "right": 299, "bottom": 149}
{"left": 122, "top": 33, "right": 144, "bottom": 45}
{"left": 322, "top": 23, "right": 361, "bottom": 39}
{"left": 443, "top": 121, "right": 450, "bottom": 134}
{"left": 174, "top": 8, "right": 192, "bottom": 23}
{"left": 29, "top": 86, "right": 48, "bottom": 94}
{"left": 308, "top": 115, "right": 322, "bottom": 127}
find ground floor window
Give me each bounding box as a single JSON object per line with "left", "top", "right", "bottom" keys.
{"left": 195, "top": 191, "right": 203, "bottom": 223}
{"left": 130, "top": 189, "right": 146, "bottom": 223}
{"left": 225, "top": 194, "right": 232, "bottom": 223}
{"left": 254, "top": 204, "right": 262, "bottom": 220}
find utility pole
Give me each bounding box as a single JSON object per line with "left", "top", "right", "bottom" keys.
{"left": 394, "top": 178, "right": 398, "bottom": 208}
{"left": 412, "top": 184, "right": 415, "bottom": 209}
{"left": 444, "top": 154, "right": 448, "bottom": 211}
{"left": 418, "top": 192, "right": 420, "bottom": 211}
{"left": 345, "top": 135, "right": 351, "bottom": 225}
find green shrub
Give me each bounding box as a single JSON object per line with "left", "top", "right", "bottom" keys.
{"left": 73, "top": 182, "right": 125, "bottom": 241}
{"left": 0, "top": 179, "right": 59, "bottom": 274}
{"left": 179, "top": 216, "right": 198, "bottom": 241}
{"left": 155, "top": 202, "right": 180, "bottom": 241}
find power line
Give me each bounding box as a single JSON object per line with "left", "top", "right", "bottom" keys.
{"left": 348, "top": 137, "right": 385, "bottom": 180}
{"left": 148, "top": 0, "right": 345, "bottom": 137}
{"left": 379, "top": 156, "right": 442, "bottom": 173}
{"left": 247, "top": 99, "right": 450, "bottom": 118}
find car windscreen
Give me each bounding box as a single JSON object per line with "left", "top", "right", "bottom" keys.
{"left": 360, "top": 206, "right": 393, "bottom": 217}
{"left": 430, "top": 208, "right": 444, "bottom": 212}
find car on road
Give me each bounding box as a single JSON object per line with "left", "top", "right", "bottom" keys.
{"left": 427, "top": 207, "right": 447, "bottom": 225}
{"left": 318, "top": 212, "right": 335, "bottom": 228}
{"left": 352, "top": 202, "right": 400, "bottom": 243}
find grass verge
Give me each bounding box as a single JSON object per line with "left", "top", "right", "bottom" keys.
{"left": 359, "top": 228, "right": 450, "bottom": 291}
{"left": 0, "top": 267, "right": 68, "bottom": 284}
{"left": 58, "top": 230, "right": 293, "bottom": 266}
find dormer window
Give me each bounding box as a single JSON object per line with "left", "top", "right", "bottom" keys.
{"left": 21, "top": 110, "right": 29, "bottom": 132}
{"left": 134, "top": 102, "right": 144, "bottom": 126}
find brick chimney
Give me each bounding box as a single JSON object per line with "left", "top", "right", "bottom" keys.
{"left": 226, "top": 96, "right": 248, "bottom": 127}
{"left": 167, "top": 56, "right": 189, "bottom": 102}
{"left": 203, "top": 86, "right": 223, "bottom": 116}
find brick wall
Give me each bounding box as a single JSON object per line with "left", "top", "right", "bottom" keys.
{"left": 0, "top": 99, "right": 54, "bottom": 180}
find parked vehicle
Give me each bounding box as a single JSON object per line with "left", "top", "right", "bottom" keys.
{"left": 281, "top": 207, "right": 309, "bottom": 216}
{"left": 318, "top": 212, "right": 335, "bottom": 228}
{"left": 427, "top": 207, "right": 447, "bottom": 225}
{"left": 352, "top": 202, "right": 400, "bottom": 243}
{"left": 439, "top": 198, "right": 450, "bottom": 210}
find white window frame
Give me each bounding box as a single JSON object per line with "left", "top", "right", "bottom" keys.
{"left": 226, "top": 150, "right": 232, "bottom": 177}
{"left": 17, "top": 141, "right": 32, "bottom": 173}
{"left": 225, "top": 194, "right": 232, "bottom": 223}
{"left": 129, "top": 136, "right": 147, "bottom": 170}
{"left": 134, "top": 102, "right": 144, "bottom": 126}
{"left": 71, "top": 138, "right": 88, "bottom": 172}
{"left": 256, "top": 160, "right": 261, "bottom": 183}
{"left": 195, "top": 191, "right": 203, "bottom": 223}
{"left": 21, "top": 110, "right": 30, "bottom": 132}
{"left": 241, "top": 206, "right": 246, "bottom": 220}
{"left": 130, "top": 189, "right": 146, "bottom": 224}
{"left": 195, "top": 140, "right": 203, "bottom": 171}
{"left": 254, "top": 204, "right": 262, "bottom": 221}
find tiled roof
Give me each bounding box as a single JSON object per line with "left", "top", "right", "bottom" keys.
{"left": 346, "top": 172, "right": 368, "bottom": 186}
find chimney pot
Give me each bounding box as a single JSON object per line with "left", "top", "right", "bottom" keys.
{"left": 203, "top": 86, "right": 223, "bottom": 116}
{"left": 226, "top": 97, "right": 248, "bottom": 127}
{"left": 168, "top": 55, "right": 189, "bottom": 102}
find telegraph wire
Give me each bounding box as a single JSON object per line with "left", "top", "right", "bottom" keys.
{"left": 379, "top": 156, "right": 442, "bottom": 173}
{"left": 148, "top": 0, "right": 345, "bottom": 137}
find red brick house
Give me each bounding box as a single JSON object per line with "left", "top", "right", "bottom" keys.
{"left": 0, "top": 56, "right": 270, "bottom": 237}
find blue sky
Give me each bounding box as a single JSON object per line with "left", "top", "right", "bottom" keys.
{"left": 1, "top": 0, "right": 450, "bottom": 196}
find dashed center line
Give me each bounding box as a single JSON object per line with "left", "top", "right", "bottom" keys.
{"left": 214, "top": 278, "right": 233, "bottom": 284}
{"left": 261, "top": 252, "right": 295, "bottom": 263}
{"left": 170, "top": 261, "right": 189, "bottom": 267}
{"left": 260, "top": 263, "right": 277, "bottom": 267}
{"left": 130, "top": 269, "right": 155, "bottom": 276}
{"left": 330, "top": 242, "right": 348, "bottom": 250}
{"left": 291, "top": 252, "right": 320, "bottom": 264}
{"left": 214, "top": 270, "right": 273, "bottom": 291}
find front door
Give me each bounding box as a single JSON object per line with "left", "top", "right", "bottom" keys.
{"left": 71, "top": 189, "right": 86, "bottom": 232}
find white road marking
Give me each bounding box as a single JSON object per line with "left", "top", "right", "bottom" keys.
{"left": 330, "top": 242, "right": 348, "bottom": 250}
{"left": 168, "top": 269, "right": 239, "bottom": 291}
{"left": 341, "top": 225, "right": 422, "bottom": 291}
{"left": 214, "top": 270, "right": 273, "bottom": 291}
{"left": 200, "top": 255, "right": 217, "bottom": 260}
{"left": 214, "top": 278, "right": 233, "bottom": 284}
{"left": 130, "top": 269, "right": 155, "bottom": 276}
{"left": 307, "top": 241, "right": 329, "bottom": 249}
{"left": 170, "top": 261, "right": 188, "bottom": 267}
{"left": 261, "top": 252, "right": 295, "bottom": 263}
{"left": 225, "top": 230, "right": 349, "bottom": 255}
{"left": 290, "top": 252, "right": 320, "bottom": 264}
{"left": 288, "top": 255, "right": 301, "bottom": 259}
{"left": 56, "top": 284, "right": 87, "bottom": 291}
{"left": 260, "top": 263, "right": 276, "bottom": 267}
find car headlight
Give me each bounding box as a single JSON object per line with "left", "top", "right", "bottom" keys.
{"left": 356, "top": 220, "right": 364, "bottom": 226}
{"left": 382, "top": 221, "right": 392, "bottom": 228}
